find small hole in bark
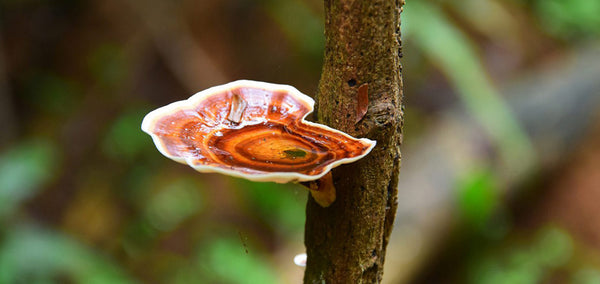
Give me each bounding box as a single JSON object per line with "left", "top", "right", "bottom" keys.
{"left": 347, "top": 79, "right": 357, "bottom": 87}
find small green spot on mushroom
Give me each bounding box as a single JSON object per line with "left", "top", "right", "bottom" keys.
{"left": 283, "top": 149, "right": 307, "bottom": 159}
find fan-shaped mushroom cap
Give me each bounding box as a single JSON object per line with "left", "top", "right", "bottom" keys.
{"left": 142, "top": 80, "right": 376, "bottom": 183}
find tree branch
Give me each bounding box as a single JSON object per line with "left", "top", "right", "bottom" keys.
{"left": 304, "top": 0, "right": 404, "bottom": 283}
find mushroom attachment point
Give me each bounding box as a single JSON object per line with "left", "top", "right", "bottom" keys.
{"left": 141, "top": 80, "right": 376, "bottom": 207}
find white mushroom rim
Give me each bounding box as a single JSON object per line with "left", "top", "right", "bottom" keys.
{"left": 141, "top": 80, "right": 376, "bottom": 184}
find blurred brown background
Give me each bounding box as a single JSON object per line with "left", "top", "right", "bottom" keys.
{"left": 1, "top": 0, "right": 600, "bottom": 283}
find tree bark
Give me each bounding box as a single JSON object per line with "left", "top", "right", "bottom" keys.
{"left": 304, "top": 0, "right": 404, "bottom": 283}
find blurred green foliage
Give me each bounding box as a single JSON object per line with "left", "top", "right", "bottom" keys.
{"left": 103, "top": 108, "right": 154, "bottom": 161}
{"left": 144, "top": 177, "right": 205, "bottom": 232}
{"left": 405, "top": 0, "right": 535, "bottom": 175}
{"left": 1, "top": 0, "right": 599, "bottom": 282}
{"left": 0, "top": 140, "right": 57, "bottom": 219}
{"left": 534, "top": 0, "right": 600, "bottom": 39}
{"left": 456, "top": 168, "right": 499, "bottom": 230}
{"left": 238, "top": 180, "right": 306, "bottom": 238}
{"left": 467, "top": 226, "right": 585, "bottom": 284}
{"left": 25, "top": 75, "right": 80, "bottom": 116}
{"left": 262, "top": 0, "right": 324, "bottom": 60}
{"left": 0, "top": 226, "right": 135, "bottom": 284}
{"left": 198, "top": 238, "right": 279, "bottom": 283}
{"left": 87, "top": 44, "right": 129, "bottom": 89}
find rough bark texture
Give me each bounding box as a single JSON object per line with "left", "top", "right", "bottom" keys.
{"left": 304, "top": 0, "right": 404, "bottom": 283}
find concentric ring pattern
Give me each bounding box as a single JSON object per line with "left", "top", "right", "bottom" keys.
{"left": 142, "top": 80, "right": 376, "bottom": 183}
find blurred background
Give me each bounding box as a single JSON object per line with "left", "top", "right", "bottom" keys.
{"left": 1, "top": 0, "right": 600, "bottom": 283}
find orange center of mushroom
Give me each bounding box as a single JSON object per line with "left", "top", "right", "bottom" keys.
{"left": 207, "top": 122, "right": 333, "bottom": 172}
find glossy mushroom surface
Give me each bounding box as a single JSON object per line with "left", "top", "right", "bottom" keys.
{"left": 142, "top": 80, "right": 376, "bottom": 183}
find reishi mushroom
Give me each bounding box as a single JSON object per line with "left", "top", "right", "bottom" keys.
{"left": 141, "top": 80, "right": 375, "bottom": 207}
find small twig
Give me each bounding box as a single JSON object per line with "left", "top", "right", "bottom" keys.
{"left": 238, "top": 231, "right": 249, "bottom": 254}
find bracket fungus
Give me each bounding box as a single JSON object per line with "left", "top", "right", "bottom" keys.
{"left": 141, "top": 80, "right": 375, "bottom": 207}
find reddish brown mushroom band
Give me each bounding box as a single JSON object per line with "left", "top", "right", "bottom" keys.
{"left": 141, "top": 80, "right": 376, "bottom": 183}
